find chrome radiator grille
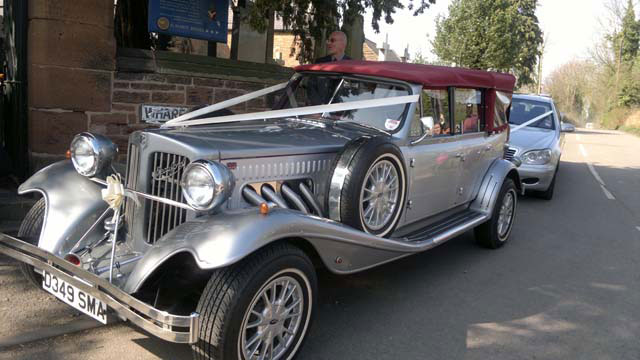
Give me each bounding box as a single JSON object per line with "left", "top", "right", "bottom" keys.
{"left": 504, "top": 147, "right": 517, "bottom": 161}
{"left": 124, "top": 143, "right": 140, "bottom": 230}
{"left": 145, "top": 152, "right": 190, "bottom": 244}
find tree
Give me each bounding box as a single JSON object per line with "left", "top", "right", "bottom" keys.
{"left": 412, "top": 50, "right": 429, "bottom": 64}
{"left": 615, "top": 0, "right": 640, "bottom": 106}
{"left": 619, "top": 0, "right": 640, "bottom": 64}
{"left": 247, "top": 0, "right": 436, "bottom": 62}
{"left": 114, "top": 0, "right": 436, "bottom": 62}
{"left": 431, "top": 0, "right": 543, "bottom": 86}
{"left": 545, "top": 61, "right": 597, "bottom": 123}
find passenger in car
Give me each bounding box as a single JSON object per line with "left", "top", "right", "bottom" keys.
{"left": 438, "top": 113, "right": 450, "bottom": 134}
{"left": 463, "top": 105, "right": 479, "bottom": 133}
{"left": 432, "top": 122, "right": 442, "bottom": 135}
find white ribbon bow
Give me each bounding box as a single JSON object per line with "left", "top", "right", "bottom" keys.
{"left": 101, "top": 174, "right": 140, "bottom": 210}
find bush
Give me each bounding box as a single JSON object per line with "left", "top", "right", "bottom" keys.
{"left": 600, "top": 107, "right": 634, "bottom": 129}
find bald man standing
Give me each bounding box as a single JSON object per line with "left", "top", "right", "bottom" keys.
{"left": 314, "top": 31, "right": 352, "bottom": 63}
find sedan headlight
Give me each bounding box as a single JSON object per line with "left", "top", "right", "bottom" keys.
{"left": 181, "top": 160, "right": 234, "bottom": 211}
{"left": 521, "top": 149, "right": 552, "bottom": 165}
{"left": 70, "top": 133, "right": 118, "bottom": 177}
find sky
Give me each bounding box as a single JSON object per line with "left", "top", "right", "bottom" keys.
{"left": 363, "top": 0, "right": 614, "bottom": 81}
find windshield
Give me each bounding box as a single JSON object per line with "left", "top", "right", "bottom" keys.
{"left": 509, "top": 99, "right": 555, "bottom": 130}
{"left": 275, "top": 73, "right": 412, "bottom": 133}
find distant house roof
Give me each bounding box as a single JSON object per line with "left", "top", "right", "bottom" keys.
{"left": 295, "top": 60, "right": 516, "bottom": 92}
{"left": 363, "top": 38, "right": 378, "bottom": 61}
{"left": 379, "top": 48, "right": 402, "bottom": 62}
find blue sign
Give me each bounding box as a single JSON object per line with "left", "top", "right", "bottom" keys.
{"left": 148, "top": 0, "right": 229, "bottom": 43}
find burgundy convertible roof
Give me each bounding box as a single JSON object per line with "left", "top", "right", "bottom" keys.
{"left": 295, "top": 60, "right": 516, "bottom": 92}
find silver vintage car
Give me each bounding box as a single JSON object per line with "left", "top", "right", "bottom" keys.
{"left": 0, "top": 61, "right": 519, "bottom": 359}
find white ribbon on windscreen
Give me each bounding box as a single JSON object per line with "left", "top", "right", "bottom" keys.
{"left": 510, "top": 111, "right": 554, "bottom": 133}
{"left": 162, "top": 81, "right": 419, "bottom": 129}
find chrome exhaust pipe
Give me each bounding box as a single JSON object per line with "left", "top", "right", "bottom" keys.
{"left": 281, "top": 184, "right": 309, "bottom": 214}
{"left": 298, "top": 183, "right": 323, "bottom": 216}
{"left": 261, "top": 185, "right": 290, "bottom": 209}
{"left": 242, "top": 187, "right": 267, "bottom": 206}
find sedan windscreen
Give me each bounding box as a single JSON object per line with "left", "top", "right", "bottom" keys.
{"left": 277, "top": 74, "right": 412, "bottom": 133}
{"left": 509, "top": 99, "right": 555, "bottom": 130}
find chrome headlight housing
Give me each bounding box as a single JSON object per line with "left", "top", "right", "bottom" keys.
{"left": 181, "top": 160, "right": 234, "bottom": 211}
{"left": 70, "top": 133, "right": 118, "bottom": 177}
{"left": 521, "top": 149, "right": 552, "bottom": 165}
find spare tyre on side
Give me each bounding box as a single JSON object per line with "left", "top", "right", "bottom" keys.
{"left": 327, "top": 137, "right": 407, "bottom": 238}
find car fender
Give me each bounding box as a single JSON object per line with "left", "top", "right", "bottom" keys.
{"left": 123, "top": 208, "right": 429, "bottom": 294}
{"left": 18, "top": 161, "right": 108, "bottom": 256}
{"left": 470, "top": 158, "right": 521, "bottom": 216}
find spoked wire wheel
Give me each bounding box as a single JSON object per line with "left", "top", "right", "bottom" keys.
{"left": 359, "top": 159, "right": 400, "bottom": 232}
{"left": 497, "top": 189, "right": 516, "bottom": 240}
{"left": 239, "top": 271, "right": 306, "bottom": 360}
{"left": 193, "top": 244, "right": 316, "bottom": 360}
{"left": 330, "top": 138, "right": 406, "bottom": 238}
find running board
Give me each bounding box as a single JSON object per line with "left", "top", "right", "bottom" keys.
{"left": 392, "top": 210, "right": 488, "bottom": 245}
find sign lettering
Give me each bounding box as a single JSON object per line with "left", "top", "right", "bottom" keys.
{"left": 141, "top": 105, "right": 190, "bottom": 124}
{"left": 148, "top": 0, "right": 229, "bottom": 43}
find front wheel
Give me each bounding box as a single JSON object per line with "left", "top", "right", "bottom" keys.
{"left": 18, "top": 198, "right": 46, "bottom": 288}
{"left": 474, "top": 178, "right": 517, "bottom": 249}
{"left": 193, "top": 243, "right": 317, "bottom": 360}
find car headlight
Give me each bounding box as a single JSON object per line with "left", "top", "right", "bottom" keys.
{"left": 181, "top": 160, "right": 234, "bottom": 211}
{"left": 521, "top": 149, "right": 552, "bottom": 165}
{"left": 70, "top": 133, "right": 118, "bottom": 177}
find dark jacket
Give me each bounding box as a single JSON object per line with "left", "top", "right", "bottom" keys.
{"left": 314, "top": 54, "right": 352, "bottom": 63}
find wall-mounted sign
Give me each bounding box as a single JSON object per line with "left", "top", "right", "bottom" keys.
{"left": 141, "top": 105, "right": 190, "bottom": 124}
{"left": 148, "top": 0, "right": 229, "bottom": 43}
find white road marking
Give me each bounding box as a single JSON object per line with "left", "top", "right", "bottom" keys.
{"left": 587, "top": 162, "right": 605, "bottom": 186}
{"left": 579, "top": 144, "right": 588, "bottom": 157}
{"left": 579, "top": 143, "right": 614, "bottom": 200}
{"left": 636, "top": 226, "right": 640, "bottom": 232}
{"left": 600, "top": 185, "right": 615, "bottom": 200}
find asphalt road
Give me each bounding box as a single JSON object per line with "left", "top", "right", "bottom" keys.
{"left": 1, "top": 128, "right": 640, "bottom": 360}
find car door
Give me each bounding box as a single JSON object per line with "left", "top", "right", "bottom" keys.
{"left": 404, "top": 88, "right": 461, "bottom": 224}
{"left": 450, "top": 88, "right": 488, "bottom": 205}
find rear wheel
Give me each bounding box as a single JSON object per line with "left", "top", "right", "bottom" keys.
{"left": 475, "top": 178, "right": 517, "bottom": 249}
{"left": 18, "top": 198, "right": 45, "bottom": 288}
{"left": 193, "top": 243, "right": 317, "bottom": 360}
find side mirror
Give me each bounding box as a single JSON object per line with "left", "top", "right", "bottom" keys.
{"left": 420, "top": 116, "right": 434, "bottom": 132}
{"left": 561, "top": 122, "right": 575, "bottom": 132}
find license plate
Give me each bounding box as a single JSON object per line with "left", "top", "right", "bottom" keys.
{"left": 42, "top": 270, "right": 108, "bottom": 324}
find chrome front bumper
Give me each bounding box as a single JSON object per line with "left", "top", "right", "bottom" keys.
{"left": 0, "top": 233, "right": 199, "bottom": 344}
{"left": 517, "top": 163, "right": 556, "bottom": 191}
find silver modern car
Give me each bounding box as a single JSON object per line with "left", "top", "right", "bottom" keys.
{"left": 505, "top": 94, "right": 568, "bottom": 200}
{"left": 0, "top": 61, "right": 520, "bottom": 359}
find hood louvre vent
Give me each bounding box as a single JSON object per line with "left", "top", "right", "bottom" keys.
{"left": 504, "top": 147, "right": 517, "bottom": 161}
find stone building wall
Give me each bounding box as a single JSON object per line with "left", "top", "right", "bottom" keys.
{"left": 91, "top": 70, "right": 279, "bottom": 162}
{"left": 27, "top": 0, "right": 116, "bottom": 169}
{"left": 26, "top": 0, "right": 293, "bottom": 171}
